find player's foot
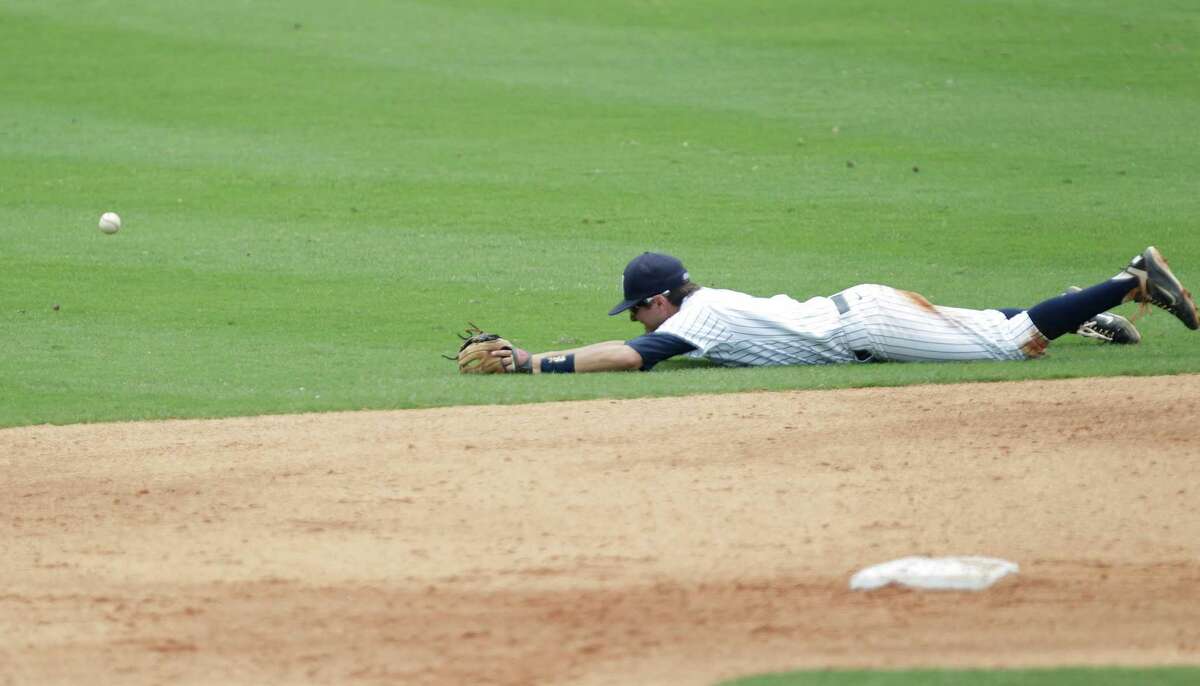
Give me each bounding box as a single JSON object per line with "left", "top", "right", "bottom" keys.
{"left": 1077, "top": 313, "right": 1142, "bottom": 344}
{"left": 1064, "top": 287, "right": 1142, "bottom": 344}
{"left": 1119, "top": 247, "right": 1199, "bottom": 330}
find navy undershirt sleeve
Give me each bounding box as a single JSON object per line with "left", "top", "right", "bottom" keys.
{"left": 625, "top": 333, "right": 697, "bottom": 371}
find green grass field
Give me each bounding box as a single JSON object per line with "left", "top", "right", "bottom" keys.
{"left": 3, "top": 2, "right": 1198, "bottom": 682}
{"left": 3, "top": 1, "right": 1198, "bottom": 428}
{"left": 723, "top": 667, "right": 1200, "bottom": 686}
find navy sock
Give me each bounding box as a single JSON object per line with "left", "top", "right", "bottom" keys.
{"left": 1024, "top": 280, "right": 1136, "bottom": 340}
{"left": 997, "top": 308, "right": 1023, "bottom": 319}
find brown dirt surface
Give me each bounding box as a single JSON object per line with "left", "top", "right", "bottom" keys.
{"left": 3, "top": 375, "right": 1199, "bottom": 686}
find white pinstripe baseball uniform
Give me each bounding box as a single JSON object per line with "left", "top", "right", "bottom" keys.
{"left": 655, "top": 284, "right": 1046, "bottom": 367}
{"left": 608, "top": 250, "right": 1181, "bottom": 373}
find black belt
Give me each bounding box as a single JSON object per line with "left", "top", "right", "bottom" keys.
{"left": 832, "top": 292, "right": 851, "bottom": 315}
{"left": 831, "top": 292, "right": 875, "bottom": 362}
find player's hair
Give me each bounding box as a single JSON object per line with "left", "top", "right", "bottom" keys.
{"left": 666, "top": 281, "right": 700, "bottom": 307}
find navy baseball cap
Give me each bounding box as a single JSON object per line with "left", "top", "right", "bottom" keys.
{"left": 608, "top": 252, "right": 689, "bottom": 316}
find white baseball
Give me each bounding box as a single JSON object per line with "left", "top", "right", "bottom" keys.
{"left": 99, "top": 212, "right": 121, "bottom": 234}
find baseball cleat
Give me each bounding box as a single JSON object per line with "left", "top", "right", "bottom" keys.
{"left": 1064, "top": 286, "right": 1141, "bottom": 344}
{"left": 1120, "top": 246, "right": 1199, "bottom": 330}
{"left": 1076, "top": 312, "right": 1142, "bottom": 344}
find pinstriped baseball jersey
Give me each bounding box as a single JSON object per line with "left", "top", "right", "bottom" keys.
{"left": 655, "top": 287, "right": 857, "bottom": 366}
{"left": 654, "top": 285, "right": 1046, "bottom": 367}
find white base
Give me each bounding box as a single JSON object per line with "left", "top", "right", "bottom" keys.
{"left": 850, "top": 555, "right": 1018, "bottom": 591}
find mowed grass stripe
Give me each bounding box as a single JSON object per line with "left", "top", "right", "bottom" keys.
{"left": 5, "top": 3, "right": 1192, "bottom": 229}
{"left": 9, "top": 2, "right": 1196, "bottom": 147}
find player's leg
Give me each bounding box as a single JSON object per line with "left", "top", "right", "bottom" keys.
{"left": 996, "top": 292, "right": 1141, "bottom": 344}
{"left": 837, "top": 284, "right": 1043, "bottom": 362}
{"left": 1021, "top": 279, "right": 1135, "bottom": 340}
{"left": 838, "top": 247, "right": 1196, "bottom": 363}
{"left": 1116, "top": 246, "right": 1198, "bottom": 329}
{"left": 994, "top": 304, "right": 1140, "bottom": 345}
{"left": 1006, "top": 245, "right": 1196, "bottom": 342}
{"left": 1056, "top": 287, "right": 1140, "bottom": 344}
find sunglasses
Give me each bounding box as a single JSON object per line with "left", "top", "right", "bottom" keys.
{"left": 629, "top": 290, "right": 670, "bottom": 314}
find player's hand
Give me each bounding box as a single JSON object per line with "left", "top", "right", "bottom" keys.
{"left": 503, "top": 347, "right": 532, "bottom": 373}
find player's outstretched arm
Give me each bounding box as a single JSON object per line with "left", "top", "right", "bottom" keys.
{"left": 508, "top": 340, "right": 643, "bottom": 374}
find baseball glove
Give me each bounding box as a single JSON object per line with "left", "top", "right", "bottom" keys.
{"left": 451, "top": 324, "right": 528, "bottom": 374}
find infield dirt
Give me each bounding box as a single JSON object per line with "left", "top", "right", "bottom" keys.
{"left": 3, "top": 375, "right": 1199, "bottom": 685}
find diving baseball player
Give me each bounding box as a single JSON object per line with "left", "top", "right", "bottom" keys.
{"left": 457, "top": 247, "right": 1197, "bottom": 374}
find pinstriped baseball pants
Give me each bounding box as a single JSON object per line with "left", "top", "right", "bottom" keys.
{"left": 834, "top": 284, "right": 1047, "bottom": 362}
